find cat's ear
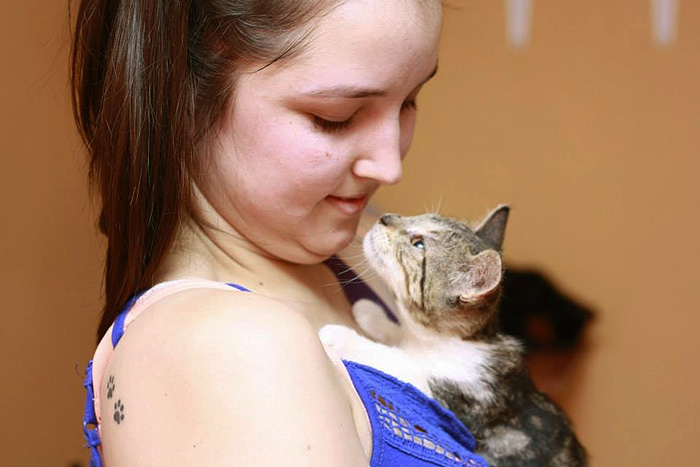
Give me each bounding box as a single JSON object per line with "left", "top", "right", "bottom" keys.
{"left": 475, "top": 205, "right": 510, "bottom": 251}
{"left": 458, "top": 250, "right": 503, "bottom": 304}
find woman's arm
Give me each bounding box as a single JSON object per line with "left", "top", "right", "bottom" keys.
{"left": 99, "top": 289, "right": 369, "bottom": 466}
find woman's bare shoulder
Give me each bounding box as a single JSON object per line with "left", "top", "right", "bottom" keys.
{"left": 100, "top": 288, "right": 368, "bottom": 466}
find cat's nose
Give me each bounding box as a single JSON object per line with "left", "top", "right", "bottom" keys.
{"left": 379, "top": 214, "right": 400, "bottom": 226}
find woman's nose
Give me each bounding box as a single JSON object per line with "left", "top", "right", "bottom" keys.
{"left": 352, "top": 120, "right": 403, "bottom": 186}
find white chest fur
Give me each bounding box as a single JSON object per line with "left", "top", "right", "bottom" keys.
{"left": 318, "top": 323, "right": 496, "bottom": 403}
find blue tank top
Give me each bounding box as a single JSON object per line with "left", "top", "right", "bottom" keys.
{"left": 82, "top": 267, "right": 488, "bottom": 466}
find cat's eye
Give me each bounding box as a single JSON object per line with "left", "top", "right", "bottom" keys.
{"left": 410, "top": 236, "right": 425, "bottom": 249}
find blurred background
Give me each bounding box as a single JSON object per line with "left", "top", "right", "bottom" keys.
{"left": 1, "top": 0, "right": 698, "bottom": 465}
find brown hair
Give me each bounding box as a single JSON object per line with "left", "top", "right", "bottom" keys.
{"left": 70, "top": 0, "right": 336, "bottom": 340}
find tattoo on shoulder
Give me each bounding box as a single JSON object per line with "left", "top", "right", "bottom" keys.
{"left": 107, "top": 375, "right": 116, "bottom": 399}
{"left": 114, "top": 399, "right": 125, "bottom": 424}
{"left": 106, "top": 374, "right": 125, "bottom": 425}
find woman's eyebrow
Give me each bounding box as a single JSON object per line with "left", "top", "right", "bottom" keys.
{"left": 302, "top": 63, "right": 439, "bottom": 99}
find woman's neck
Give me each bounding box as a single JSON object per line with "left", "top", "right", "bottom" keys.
{"left": 155, "top": 211, "right": 361, "bottom": 331}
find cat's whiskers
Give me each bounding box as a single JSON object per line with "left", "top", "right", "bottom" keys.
{"left": 340, "top": 262, "right": 378, "bottom": 286}
{"left": 338, "top": 251, "right": 367, "bottom": 261}
{"left": 423, "top": 196, "right": 443, "bottom": 215}
{"left": 321, "top": 259, "right": 378, "bottom": 292}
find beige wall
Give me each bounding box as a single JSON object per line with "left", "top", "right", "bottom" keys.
{"left": 2, "top": 1, "right": 698, "bottom": 465}
{"left": 377, "top": 1, "right": 700, "bottom": 465}
{"left": 1, "top": 1, "right": 105, "bottom": 465}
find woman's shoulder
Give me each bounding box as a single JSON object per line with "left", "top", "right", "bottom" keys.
{"left": 111, "top": 283, "right": 317, "bottom": 369}
{"left": 125, "top": 283, "right": 315, "bottom": 344}
{"left": 100, "top": 285, "right": 368, "bottom": 466}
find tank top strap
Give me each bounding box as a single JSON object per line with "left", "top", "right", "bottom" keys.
{"left": 110, "top": 291, "right": 146, "bottom": 348}
{"left": 109, "top": 278, "right": 251, "bottom": 348}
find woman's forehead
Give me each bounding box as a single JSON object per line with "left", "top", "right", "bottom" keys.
{"left": 248, "top": 0, "right": 441, "bottom": 97}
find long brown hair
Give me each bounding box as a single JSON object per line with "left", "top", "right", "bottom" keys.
{"left": 70, "top": 0, "right": 335, "bottom": 340}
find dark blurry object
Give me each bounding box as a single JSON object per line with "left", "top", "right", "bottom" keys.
{"left": 499, "top": 268, "right": 594, "bottom": 351}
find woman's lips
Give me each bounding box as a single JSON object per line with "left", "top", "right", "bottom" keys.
{"left": 325, "top": 194, "right": 369, "bottom": 216}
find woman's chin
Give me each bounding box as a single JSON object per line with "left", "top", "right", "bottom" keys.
{"left": 294, "top": 228, "right": 358, "bottom": 263}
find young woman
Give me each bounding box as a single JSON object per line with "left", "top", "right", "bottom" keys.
{"left": 74, "top": 0, "right": 487, "bottom": 465}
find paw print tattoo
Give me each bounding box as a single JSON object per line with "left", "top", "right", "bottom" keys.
{"left": 113, "top": 399, "right": 125, "bottom": 425}
{"left": 107, "top": 375, "right": 115, "bottom": 399}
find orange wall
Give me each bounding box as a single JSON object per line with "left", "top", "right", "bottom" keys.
{"left": 376, "top": 1, "right": 700, "bottom": 465}
{"left": 1, "top": 2, "right": 104, "bottom": 465}
{"left": 0, "top": 0, "right": 101, "bottom": 466}
{"left": 2, "top": 1, "right": 698, "bottom": 465}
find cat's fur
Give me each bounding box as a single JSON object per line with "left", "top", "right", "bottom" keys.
{"left": 319, "top": 207, "right": 587, "bottom": 466}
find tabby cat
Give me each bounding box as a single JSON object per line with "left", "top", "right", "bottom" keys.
{"left": 319, "top": 207, "right": 587, "bottom": 466}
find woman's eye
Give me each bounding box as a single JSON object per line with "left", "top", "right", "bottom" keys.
{"left": 313, "top": 115, "right": 354, "bottom": 134}
{"left": 410, "top": 236, "right": 425, "bottom": 249}
{"left": 312, "top": 99, "right": 415, "bottom": 134}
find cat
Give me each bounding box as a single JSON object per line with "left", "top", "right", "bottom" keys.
{"left": 319, "top": 206, "right": 588, "bottom": 466}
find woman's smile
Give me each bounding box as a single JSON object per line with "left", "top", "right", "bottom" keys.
{"left": 325, "top": 194, "right": 370, "bottom": 216}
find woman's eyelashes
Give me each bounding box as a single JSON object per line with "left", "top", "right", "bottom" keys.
{"left": 312, "top": 98, "right": 418, "bottom": 134}
{"left": 313, "top": 115, "right": 354, "bottom": 133}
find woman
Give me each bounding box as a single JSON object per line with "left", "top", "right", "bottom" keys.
{"left": 75, "top": 0, "right": 486, "bottom": 465}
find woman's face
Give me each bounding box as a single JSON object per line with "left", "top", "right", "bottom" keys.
{"left": 201, "top": 0, "right": 442, "bottom": 264}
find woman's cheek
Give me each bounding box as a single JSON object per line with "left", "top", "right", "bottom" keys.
{"left": 274, "top": 149, "right": 341, "bottom": 194}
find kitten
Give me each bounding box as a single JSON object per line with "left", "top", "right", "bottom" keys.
{"left": 319, "top": 207, "right": 587, "bottom": 466}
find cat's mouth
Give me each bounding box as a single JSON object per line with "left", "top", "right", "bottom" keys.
{"left": 363, "top": 224, "right": 410, "bottom": 301}
{"left": 362, "top": 226, "right": 385, "bottom": 272}
{"left": 363, "top": 224, "right": 400, "bottom": 279}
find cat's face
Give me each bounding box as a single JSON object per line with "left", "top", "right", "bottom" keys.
{"left": 363, "top": 207, "right": 509, "bottom": 338}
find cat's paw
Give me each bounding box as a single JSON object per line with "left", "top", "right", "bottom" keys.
{"left": 318, "top": 324, "right": 360, "bottom": 360}
{"left": 351, "top": 299, "right": 384, "bottom": 332}
{"left": 352, "top": 299, "right": 402, "bottom": 344}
